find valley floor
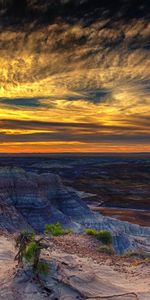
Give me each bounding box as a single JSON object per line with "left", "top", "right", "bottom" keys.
{"left": 91, "top": 207, "right": 150, "bottom": 227}
{"left": 0, "top": 233, "right": 150, "bottom": 300}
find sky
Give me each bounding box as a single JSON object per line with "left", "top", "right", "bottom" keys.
{"left": 0, "top": 0, "right": 150, "bottom": 153}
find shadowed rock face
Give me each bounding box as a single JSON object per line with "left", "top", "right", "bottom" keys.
{"left": 0, "top": 167, "right": 150, "bottom": 254}
{"left": 0, "top": 167, "right": 92, "bottom": 231}
{"left": 3, "top": 167, "right": 90, "bottom": 233}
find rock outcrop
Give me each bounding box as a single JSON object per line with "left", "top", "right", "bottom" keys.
{"left": 1, "top": 234, "right": 150, "bottom": 300}
{"left": 0, "top": 167, "right": 150, "bottom": 254}
{"left": 0, "top": 167, "right": 91, "bottom": 231}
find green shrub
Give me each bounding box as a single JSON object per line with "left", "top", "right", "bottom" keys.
{"left": 85, "top": 228, "right": 112, "bottom": 245}
{"left": 15, "top": 231, "right": 49, "bottom": 279}
{"left": 98, "top": 245, "right": 115, "bottom": 255}
{"left": 85, "top": 228, "right": 98, "bottom": 236}
{"left": 37, "top": 261, "right": 49, "bottom": 275}
{"left": 15, "top": 230, "right": 35, "bottom": 249}
{"left": 15, "top": 230, "right": 35, "bottom": 263}
{"left": 45, "top": 222, "right": 71, "bottom": 236}
{"left": 96, "top": 230, "right": 112, "bottom": 245}
{"left": 24, "top": 241, "right": 38, "bottom": 262}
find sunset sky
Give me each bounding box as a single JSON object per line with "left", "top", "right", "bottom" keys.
{"left": 0, "top": 0, "right": 150, "bottom": 153}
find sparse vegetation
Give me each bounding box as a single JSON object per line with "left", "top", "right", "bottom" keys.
{"left": 15, "top": 230, "right": 35, "bottom": 264}
{"left": 123, "top": 251, "right": 141, "bottom": 258}
{"left": 45, "top": 222, "right": 72, "bottom": 236}
{"left": 85, "top": 228, "right": 113, "bottom": 245}
{"left": 123, "top": 250, "right": 150, "bottom": 261}
{"left": 15, "top": 230, "right": 49, "bottom": 278}
{"left": 85, "top": 228, "right": 98, "bottom": 236}
{"left": 37, "top": 260, "right": 49, "bottom": 276}
{"left": 96, "top": 230, "right": 113, "bottom": 245}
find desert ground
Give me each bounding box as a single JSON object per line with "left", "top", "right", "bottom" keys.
{"left": 0, "top": 232, "right": 150, "bottom": 300}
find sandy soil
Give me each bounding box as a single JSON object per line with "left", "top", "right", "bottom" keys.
{"left": 0, "top": 233, "right": 150, "bottom": 300}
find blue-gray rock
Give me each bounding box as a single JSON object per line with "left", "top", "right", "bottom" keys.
{"left": 0, "top": 167, "right": 150, "bottom": 254}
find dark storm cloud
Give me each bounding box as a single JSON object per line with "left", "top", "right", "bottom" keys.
{"left": 1, "top": 0, "right": 150, "bottom": 26}
{"left": 128, "top": 115, "right": 150, "bottom": 128}
{"left": 0, "top": 119, "right": 121, "bottom": 131}
{"left": 64, "top": 88, "right": 111, "bottom": 103}
{"left": 1, "top": 118, "right": 147, "bottom": 133}
{"left": 0, "top": 131, "right": 149, "bottom": 144}
{"left": 0, "top": 117, "right": 149, "bottom": 146}
{"left": 0, "top": 119, "right": 103, "bottom": 130}
{"left": 0, "top": 97, "right": 51, "bottom": 108}
{"left": 1, "top": 1, "right": 149, "bottom": 94}
{"left": 115, "top": 114, "right": 150, "bottom": 126}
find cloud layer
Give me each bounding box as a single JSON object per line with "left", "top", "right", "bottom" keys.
{"left": 0, "top": 0, "right": 149, "bottom": 152}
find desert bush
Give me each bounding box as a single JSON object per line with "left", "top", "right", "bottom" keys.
{"left": 85, "top": 228, "right": 112, "bottom": 245}
{"left": 123, "top": 250, "right": 150, "bottom": 260}
{"left": 98, "top": 245, "right": 115, "bottom": 255}
{"left": 85, "top": 228, "right": 98, "bottom": 236}
{"left": 15, "top": 230, "right": 35, "bottom": 263}
{"left": 37, "top": 260, "right": 49, "bottom": 276}
{"left": 15, "top": 230, "right": 49, "bottom": 278}
{"left": 15, "top": 229, "right": 35, "bottom": 248}
{"left": 24, "top": 240, "right": 38, "bottom": 262}
{"left": 96, "top": 230, "right": 112, "bottom": 245}
{"left": 45, "top": 222, "right": 71, "bottom": 236}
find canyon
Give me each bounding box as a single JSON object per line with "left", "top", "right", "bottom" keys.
{"left": 0, "top": 167, "right": 150, "bottom": 255}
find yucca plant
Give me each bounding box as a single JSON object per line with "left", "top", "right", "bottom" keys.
{"left": 15, "top": 230, "right": 49, "bottom": 279}
{"left": 15, "top": 230, "right": 35, "bottom": 264}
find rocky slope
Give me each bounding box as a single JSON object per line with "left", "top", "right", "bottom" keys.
{"left": 0, "top": 167, "right": 150, "bottom": 254}
{"left": 0, "top": 167, "right": 92, "bottom": 229}
{"left": 0, "top": 233, "right": 150, "bottom": 300}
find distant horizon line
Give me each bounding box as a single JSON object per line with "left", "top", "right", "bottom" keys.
{"left": 0, "top": 152, "right": 149, "bottom": 156}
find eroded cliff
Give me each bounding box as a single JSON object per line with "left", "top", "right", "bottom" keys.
{"left": 0, "top": 167, "right": 150, "bottom": 254}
